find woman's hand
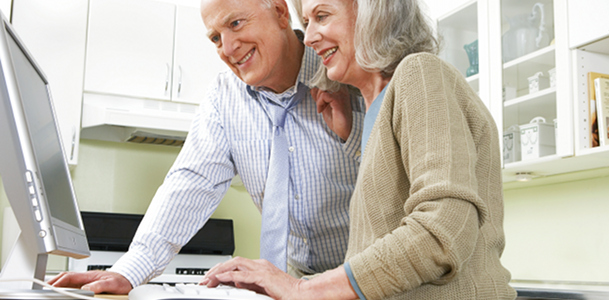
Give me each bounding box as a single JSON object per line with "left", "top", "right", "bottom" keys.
{"left": 200, "top": 257, "right": 305, "bottom": 299}
{"left": 311, "top": 87, "right": 353, "bottom": 141}
{"left": 200, "top": 257, "right": 358, "bottom": 300}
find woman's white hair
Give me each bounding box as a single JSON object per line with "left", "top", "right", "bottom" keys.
{"left": 354, "top": 0, "right": 439, "bottom": 77}
{"left": 310, "top": 0, "right": 440, "bottom": 90}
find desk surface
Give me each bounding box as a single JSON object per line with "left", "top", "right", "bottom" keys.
{"left": 95, "top": 295, "right": 127, "bottom": 299}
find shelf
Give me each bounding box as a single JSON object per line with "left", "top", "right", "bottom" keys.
{"left": 503, "top": 87, "right": 556, "bottom": 126}
{"left": 503, "top": 148, "right": 609, "bottom": 182}
{"left": 503, "top": 45, "right": 556, "bottom": 70}
{"left": 578, "top": 36, "right": 609, "bottom": 56}
{"left": 466, "top": 74, "right": 480, "bottom": 92}
{"left": 504, "top": 87, "right": 556, "bottom": 107}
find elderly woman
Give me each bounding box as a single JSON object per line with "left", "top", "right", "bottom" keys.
{"left": 201, "top": 0, "right": 517, "bottom": 299}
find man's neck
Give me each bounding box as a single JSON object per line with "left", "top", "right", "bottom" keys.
{"left": 265, "top": 31, "right": 305, "bottom": 94}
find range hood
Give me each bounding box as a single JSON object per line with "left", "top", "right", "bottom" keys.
{"left": 80, "top": 93, "right": 198, "bottom": 146}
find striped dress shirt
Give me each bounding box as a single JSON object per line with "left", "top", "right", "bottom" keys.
{"left": 109, "top": 45, "right": 365, "bottom": 287}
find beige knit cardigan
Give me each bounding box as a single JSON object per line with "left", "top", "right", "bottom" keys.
{"left": 344, "top": 53, "right": 516, "bottom": 299}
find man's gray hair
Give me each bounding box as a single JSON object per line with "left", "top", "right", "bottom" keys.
{"left": 261, "top": 0, "right": 274, "bottom": 8}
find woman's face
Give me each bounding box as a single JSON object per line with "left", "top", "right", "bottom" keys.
{"left": 302, "top": 0, "right": 365, "bottom": 86}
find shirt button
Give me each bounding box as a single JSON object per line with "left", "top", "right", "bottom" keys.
{"left": 295, "top": 194, "right": 300, "bottom": 200}
{"left": 288, "top": 146, "right": 295, "bottom": 152}
{"left": 355, "top": 150, "right": 361, "bottom": 156}
{"left": 304, "top": 238, "right": 308, "bottom": 245}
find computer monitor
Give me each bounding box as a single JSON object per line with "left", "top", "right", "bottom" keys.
{"left": 0, "top": 9, "right": 91, "bottom": 295}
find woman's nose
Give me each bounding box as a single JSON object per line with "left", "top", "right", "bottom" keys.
{"left": 303, "top": 24, "right": 320, "bottom": 47}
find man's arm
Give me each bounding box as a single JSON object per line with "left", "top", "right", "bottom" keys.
{"left": 50, "top": 81, "right": 236, "bottom": 293}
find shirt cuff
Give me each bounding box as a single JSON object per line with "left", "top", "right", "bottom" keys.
{"left": 342, "top": 111, "right": 364, "bottom": 162}
{"left": 108, "top": 249, "right": 158, "bottom": 288}
{"left": 344, "top": 261, "right": 367, "bottom": 300}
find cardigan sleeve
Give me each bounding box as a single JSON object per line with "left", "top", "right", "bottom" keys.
{"left": 347, "top": 53, "right": 492, "bottom": 299}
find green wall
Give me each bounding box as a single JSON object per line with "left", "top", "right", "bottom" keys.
{"left": 1, "top": 138, "right": 609, "bottom": 285}
{"left": 0, "top": 139, "right": 261, "bottom": 271}
{"left": 502, "top": 168, "right": 609, "bottom": 283}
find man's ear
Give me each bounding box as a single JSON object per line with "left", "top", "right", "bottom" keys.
{"left": 274, "top": 0, "right": 291, "bottom": 29}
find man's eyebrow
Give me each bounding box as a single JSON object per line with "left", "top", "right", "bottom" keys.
{"left": 206, "top": 12, "right": 240, "bottom": 39}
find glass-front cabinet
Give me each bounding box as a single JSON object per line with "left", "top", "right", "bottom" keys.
{"left": 491, "top": 0, "right": 574, "bottom": 182}
{"left": 437, "top": 0, "right": 490, "bottom": 109}
{"left": 438, "top": 0, "right": 609, "bottom": 182}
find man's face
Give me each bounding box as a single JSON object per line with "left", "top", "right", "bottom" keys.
{"left": 201, "top": 0, "right": 291, "bottom": 91}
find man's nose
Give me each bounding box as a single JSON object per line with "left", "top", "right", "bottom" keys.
{"left": 221, "top": 32, "right": 240, "bottom": 57}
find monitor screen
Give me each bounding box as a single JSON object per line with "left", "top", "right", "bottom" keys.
{"left": 4, "top": 25, "right": 80, "bottom": 228}
{"left": 0, "top": 11, "right": 90, "bottom": 292}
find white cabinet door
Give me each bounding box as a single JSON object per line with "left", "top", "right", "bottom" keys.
{"left": 172, "top": 6, "right": 227, "bottom": 104}
{"left": 0, "top": 0, "right": 10, "bottom": 19}
{"left": 11, "top": 0, "right": 88, "bottom": 165}
{"left": 567, "top": 0, "right": 609, "bottom": 49}
{"left": 84, "top": 0, "right": 176, "bottom": 101}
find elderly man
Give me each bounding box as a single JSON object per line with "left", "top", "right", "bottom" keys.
{"left": 49, "top": 0, "right": 364, "bottom": 294}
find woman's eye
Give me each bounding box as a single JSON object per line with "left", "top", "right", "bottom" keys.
{"left": 316, "top": 14, "right": 328, "bottom": 22}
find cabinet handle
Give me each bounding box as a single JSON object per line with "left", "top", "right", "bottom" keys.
{"left": 177, "top": 65, "right": 183, "bottom": 96}
{"left": 70, "top": 126, "right": 76, "bottom": 161}
{"left": 165, "top": 63, "right": 170, "bottom": 93}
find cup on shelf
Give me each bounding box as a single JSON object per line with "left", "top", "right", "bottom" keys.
{"left": 503, "top": 85, "right": 517, "bottom": 102}
{"left": 548, "top": 67, "right": 556, "bottom": 87}
{"left": 464, "top": 39, "right": 479, "bottom": 77}
{"left": 503, "top": 125, "right": 521, "bottom": 163}
{"left": 520, "top": 116, "right": 556, "bottom": 161}
{"left": 501, "top": 2, "right": 550, "bottom": 62}
{"left": 527, "top": 71, "right": 550, "bottom": 94}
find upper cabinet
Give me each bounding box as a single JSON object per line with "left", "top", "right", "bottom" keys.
{"left": 11, "top": 0, "right": 89, "bottom": 165}
{"left": 85, "top": 0, "right": 224, "bottom": 105}
{"left": 566, "top": 0, "right": 609, "bottom": 49}
{"left": 437, "top": 0, "right": 491, "bottom": 109}
{"left": 490, "top": 0, "right": 575, "bottom": 182}
{"left": 10, "top": 0, "right": 228, "bottom": 162}
{"left": 437, "top": 0, "right": 609, "bottom": 182}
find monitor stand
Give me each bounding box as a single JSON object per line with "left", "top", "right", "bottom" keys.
{"left": 0, "top": 233, "right": 94, "bottom": 299}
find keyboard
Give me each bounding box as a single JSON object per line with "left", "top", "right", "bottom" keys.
{"left": 128, "top": 283, "right": 274, "bottom": 300}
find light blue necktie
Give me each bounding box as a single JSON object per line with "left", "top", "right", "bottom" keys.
{"left": 259, "top": 83, "right": 306, "bottom": 272}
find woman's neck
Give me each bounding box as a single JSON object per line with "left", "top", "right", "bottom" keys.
{"left": 355, "top": 72, "right": 391, "bottom": 111}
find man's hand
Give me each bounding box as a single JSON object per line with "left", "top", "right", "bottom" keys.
{"left": 311, "top": 87, "right": 353, "bottom": 141}
{"left": 48, "top": 270, "right": 132, "bottom": 295}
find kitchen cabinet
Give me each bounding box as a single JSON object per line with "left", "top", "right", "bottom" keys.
{"left": 0, "top": 1, "right": 10, "bottom": 19}
{"left": 489, "top": 0, "right": 575, "bottom": 182}
{"left": 439, "top": 0, "right": 580, "bottom": 182}
{"left": 437, "top": 0, "right": 491, "bottom": 109}
{"left": 84, "top": 0, "right": 225, "bottom": 104}
{"left": 11, "top": 0, "right": 89, "bottom": 165}
{"left": 566, "top": 0, "right": 609, "bottom": 49}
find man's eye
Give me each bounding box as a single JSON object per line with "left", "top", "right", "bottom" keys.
{"left": 230, "top": 20, "right": 241, "bottom": 28}
{"left": 316, "top": 14, "right": 328, "bottom": 22}
{"left": 211, "top": 35, "right": 220, "bottom": 43}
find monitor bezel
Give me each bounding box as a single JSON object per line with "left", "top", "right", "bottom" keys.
{"left": 0, "top": 11, "right": 89, "bottom": 265}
